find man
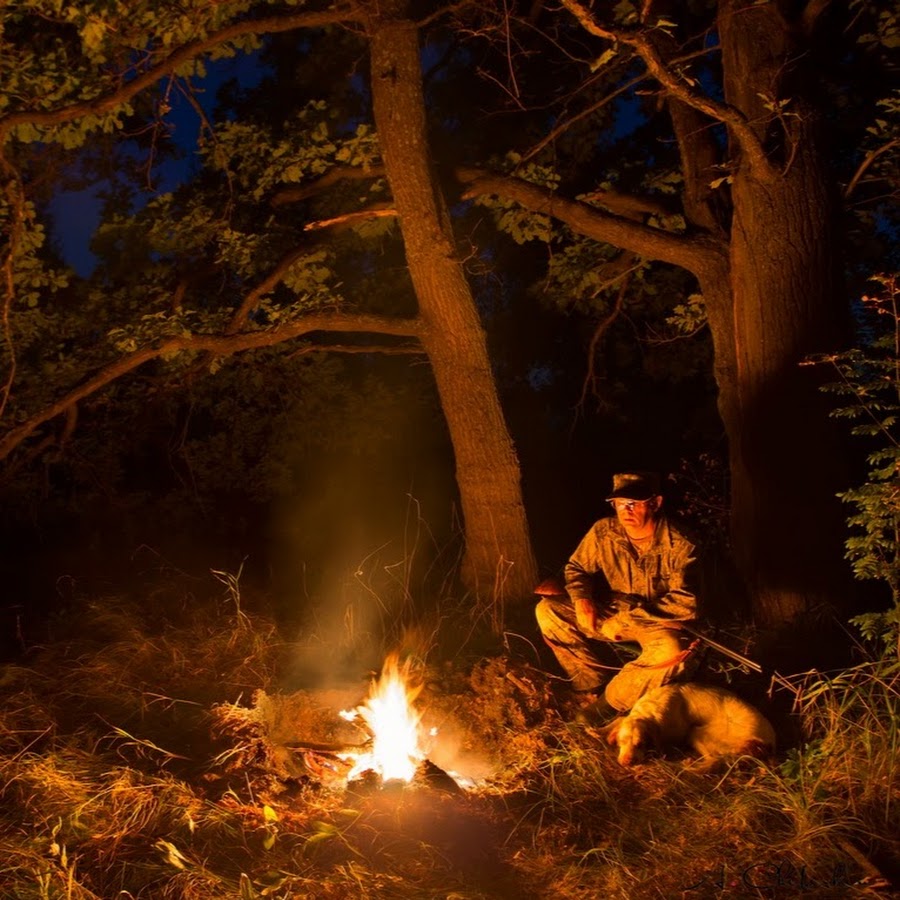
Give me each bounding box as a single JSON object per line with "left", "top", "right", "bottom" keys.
{"left": 536, "top": 471, "right": 699, "bottom": 716}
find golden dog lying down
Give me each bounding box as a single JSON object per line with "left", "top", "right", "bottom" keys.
{"left": 607, "top": 683, "right": 776, "bottom": 767}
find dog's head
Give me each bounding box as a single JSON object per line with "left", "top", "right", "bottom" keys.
{"left": 609, "top": 716, "right": 659, "bottom": 766}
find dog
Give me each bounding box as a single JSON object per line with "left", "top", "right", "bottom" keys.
{"left": 607, "top": 683, "right": 776, "bottom": 767}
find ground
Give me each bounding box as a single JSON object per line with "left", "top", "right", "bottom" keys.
{"left": 0, "top": 572, "right": 897, "bottom": 899}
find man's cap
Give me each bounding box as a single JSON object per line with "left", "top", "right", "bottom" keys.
{"left": 606, "top": 471, "right": 661, "bottom": 501}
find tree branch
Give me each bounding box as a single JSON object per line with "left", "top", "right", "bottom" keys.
{"left": 0, "top": 5, "right": 361, "bottom": 142}
{"left": 303, "top": 205, "right": 397, "bottom": 232}
{"left": 226, "top": 247, "right": 311, "bottom": 333}
{"left": 520, "top": 41, "right": 718, "bottom": 167}
{"left": 270, "top": 165, "right": 387, "bottom": 207}
{"left": 576, "top": 187, "right": 679, "bottom": 221}
{"left": 520, "top": 64, "right": 640, "bottom": 163}
{"left": 0, "top": 155, "right": 25, "bottom": 420}
{"left": 227, "top": 204, "right": 397, "bottom": 332}
{"left": 285, "top": 341, "right": 421, "bottom": 360}
{"left": 0, "top": 312, "right": 424, "bottom": 463}
{"left": 577, "top": 269, "right": 631, "bottom": 413}
{"left": 559, "top": 0, "right": 776, "bottom": 181}
{"left": 844, "top": 138, "right": 900, "bottom": 201}
{"left": 457, "top": 167, "right": 727, "bottom": 279}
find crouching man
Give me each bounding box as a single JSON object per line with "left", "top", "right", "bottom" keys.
{"left": 536, "top": 471, "right": 700, "bottom": 717}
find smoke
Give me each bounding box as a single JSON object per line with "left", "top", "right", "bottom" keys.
{"left": 269, "top": 467, "right": 458, "bottom": 689}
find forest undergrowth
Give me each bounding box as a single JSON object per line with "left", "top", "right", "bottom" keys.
{"left": 0, "top": 569, "right": 898, "bottom": 900}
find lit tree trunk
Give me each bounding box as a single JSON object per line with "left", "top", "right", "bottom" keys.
{"left": 368, "top": 3, "right": 537, "bottom": 620}
{"left": 717, "top": 0, "right": 847, "bottom": 625}
{"left": 467, "top": 0, "right": 851, "bottom": 629}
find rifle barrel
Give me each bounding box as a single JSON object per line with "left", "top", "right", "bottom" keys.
{"left": 680, "top": 623, "right": 763, "bottom": 673}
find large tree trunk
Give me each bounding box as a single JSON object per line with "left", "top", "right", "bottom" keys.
{"left": 368, "top": 3, "right": 538, "bottom": 622}
{"left": 452, "top": 0, "right": 853, "bottom": 630}
{"left": 716, "top": 0, "right": 848, "bottom": 625}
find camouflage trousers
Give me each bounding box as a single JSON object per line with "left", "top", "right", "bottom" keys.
{"left": 535, "top": 594, "right": 694, "bottom": 712}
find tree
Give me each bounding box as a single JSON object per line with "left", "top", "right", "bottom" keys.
{"left": 4, "top": 0, "right": 895, "bottom": 633}
{"left": 0, "top": 1, "right": 537, "bottom": 619}
{"left": 367, "top": 2, "right": 537, "bottom": 613}
{"left": 454, "top": 0, "right": 897, "bottom": 626}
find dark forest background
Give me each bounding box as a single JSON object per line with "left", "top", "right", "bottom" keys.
{"left": 1, "top": 0, "right": 897, "bottom": 665}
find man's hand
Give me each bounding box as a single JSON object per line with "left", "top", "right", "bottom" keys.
{"left": 574, "top": 598, "right": 597, "bottom": 635}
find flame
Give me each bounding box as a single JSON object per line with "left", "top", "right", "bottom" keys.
{"left": 339, "top": 653, "right": 424, "bottom": 783}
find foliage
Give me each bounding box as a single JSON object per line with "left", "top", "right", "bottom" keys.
{"left": 1, "top": 0, "right": 898, "bottom": 627}
{"left": 0, "top": 9, "right": 426, "bottom": 554}
{"left": 667, "top": 451, "right": 729, "bottom": 543}
{"left": 473, "top": 153, "right": 561, "bottom": 245}
{"left": 810, "top": 275, "right": 900, "bottom": 652}
{"left": 203, "top": 102, "right": 383, "bottom": 202}
{"left": 0, "top": 197, "right": 69, "bottom": 310}
{"left": 665, "top": 292, "right": 706, "bottom": 336}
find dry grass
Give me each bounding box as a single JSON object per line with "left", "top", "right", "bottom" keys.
{"left": 1, "top": 572, "right": 898, "bottom": 899}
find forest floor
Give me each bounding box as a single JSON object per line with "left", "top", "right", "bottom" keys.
{"left": 1, "top": 569, "right": 898, "bottom": 899}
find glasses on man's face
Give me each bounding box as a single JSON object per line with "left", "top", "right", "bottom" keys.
{"left": 610, "top": 499, "right": 650, "bottom": 512}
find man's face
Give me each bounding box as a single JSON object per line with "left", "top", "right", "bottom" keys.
{"left": 611, "top": 497, "right": 660, "bottom": 532}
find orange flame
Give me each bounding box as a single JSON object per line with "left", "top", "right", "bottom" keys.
{"left": 339, "top": 653, "right": 424, "bottom": 783}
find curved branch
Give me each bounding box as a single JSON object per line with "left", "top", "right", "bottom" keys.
{"left": 559, "top": 0, "right": 775, "bottom": 181}
{"left": 521, "top": 42, "right": 719, "bottom": 166}
{"left": 270, "top": 165, "right": 387, "bottom": 207}
{"left": 228, "top": 204, "right": 397, "bottom": 332}
{"left": 844, "top": 138, "right": 900, "bottom": 201}
{"left": 458, "top": 167, "right": 727, "bottom": 279}
{"left": 0, "top": 5, "right": 361, "bottom": 142}
{"left": 0, "top": 152, "right": 27, "bottom": 420}
{"left": 577, "top": 265, "right": 632, "bottom": 412}
{"left": 0, "top": 311, "right": 424, "bottom": 463}
{"left": 226, "top": 246, "right": 311, "bottom": 333}
{"left": 521, "top": 70, "right": 638, "bottom": 163}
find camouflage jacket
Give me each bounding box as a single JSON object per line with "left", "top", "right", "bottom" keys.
{"left": 564, "top": 516, "right": 698, "bottom": 629}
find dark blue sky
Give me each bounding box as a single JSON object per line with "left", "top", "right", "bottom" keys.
{"left": 49, "top": 52, "right": 266, "bottom": 277}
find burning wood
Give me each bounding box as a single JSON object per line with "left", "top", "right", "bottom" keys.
{"left": 284, "top": 652, "right": 463, "bottom": 794}
{"left": 337, "top": 652, "right": 426, "bottom": 785}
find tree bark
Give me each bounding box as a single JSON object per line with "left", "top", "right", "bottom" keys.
{"left": 461, "top": 137, "right": 850, "bottom": 628}
{"left": 368, "top": 4, "right": 538, "bottom": 621}
{"left": 466, "top": 0, "right": 852, "bottom": 629}
{"left": 717, "top": 0, "right": 848, "bottom": 625}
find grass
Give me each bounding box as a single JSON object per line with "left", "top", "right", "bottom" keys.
{"left": 0, "top": 570, "right": 898, "bottom": 899}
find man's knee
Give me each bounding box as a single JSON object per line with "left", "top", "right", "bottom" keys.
{"left": 604, "top": 655, "right": 674, "bottom": 712}
{"left": 642, "top": 630, "right": 687, "bottom": 663}
{"left": 604, "top": 675, "right": 639, "bottom": 712}
{"left": 536, "top": 595, "right": 564, "bottom": 632}
{"left": 535, "top": 597, "right": 548, "bottom": 624}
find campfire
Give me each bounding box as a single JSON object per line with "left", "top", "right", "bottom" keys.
{"left": 338, "top": 652, "right": 426, "bottom": 785}
{"left": 281, "top": 652, "right": 469, "bottom": 793}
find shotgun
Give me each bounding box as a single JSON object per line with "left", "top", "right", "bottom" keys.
{"left": 676, "top": 621, "right": 763, "bottom": 674}
{"left": 535, "top": 577, "right": 764, "bottom": 673}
